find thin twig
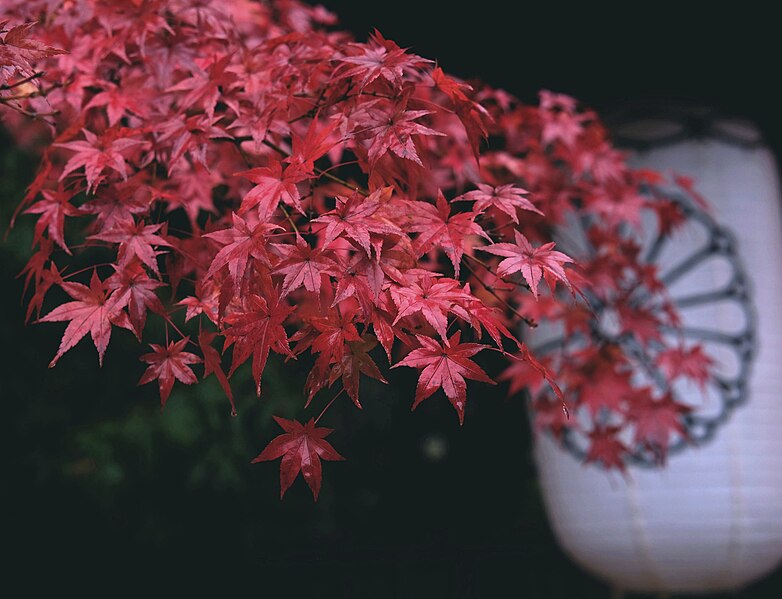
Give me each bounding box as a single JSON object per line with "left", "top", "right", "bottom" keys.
{"left": 462, "top": 259, "right": 536, "bottom": 327}
{"left": 261, "top": 139, "right": 367, "bottom": 196}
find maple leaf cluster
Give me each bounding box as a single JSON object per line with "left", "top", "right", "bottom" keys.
{"left": 2, "top": 0, "right": 713, "bottom": 498}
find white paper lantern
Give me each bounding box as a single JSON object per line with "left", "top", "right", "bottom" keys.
{"left": 532, "top": 109, "right": 782, "bottom": 594}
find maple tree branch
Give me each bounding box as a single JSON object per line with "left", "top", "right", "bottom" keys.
{"left": 0, "top": 96, "right": 59, "bottom": 125}
{"left": 0, "top": 71, "right": 45, "bottom": 91}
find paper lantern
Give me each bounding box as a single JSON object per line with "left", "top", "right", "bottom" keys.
{"left": 531, "top": 108, "right": 782, "bottom": 594}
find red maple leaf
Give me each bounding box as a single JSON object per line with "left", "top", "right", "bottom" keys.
{"left": 390, "top": 275, "right": 472, "bottom": 340}
{"left": 24, "top": 260, "right": 61, "bottom": 323}
{"left": 306, "top": 303, "right": 362, "bottom": 360}
{"left": 630, "top": 390, "right": 691, "bottom": 462}
{"left": 24, "top": 186, "right": 79, "bottom": 253}
{"left": 364, "top": 104, "right": 444, "bottom": 166}
{"left": 156, "top": 114, "right": 228, "bottom": 173}
{"left": 56, "top": 128, "right": 146, "bottom": 192}
{"left": 409, "top": 191, "right": 488, "bottom": 276}
{"left": 656, "top": 344, "right": 713, "bottom": 389}
{"left": 457, "top": 183, "right": 541, "bottom": 223}
{"left": 252, "top": 416, "right": 344, "bottom": 500}
{"left": 617, "top": 304, "right": 664, "bottom": 346}
{"left": 84, "top": 81, "right": 145, "bottom": 127}
{"left": 272, "top": 236, "right": 340, "bottom": 297}
{"left": 198, "top": 331, "right": 235, "bottom": 413}
{"left": 585, "top": 426, "right": 628, "bottom": 471}
{"left": 106, "top": 260, "right": 165, "bottom": 335}
{"left": 236, "top": 159, "right": 310, "bottom": 218}
{"left": 332, "top": 253, "right": 384, "bottom": 313}
{"left": 90, "top": 220, "right": 172, "bottom": 276}
{"left": 79, "top": 177, "right": 152, "bottom": 232}
{"left": 167, "top": 54, "right": 237, "bottom": 119}
{"left": 290, "top": 118, "right": 341, "bottom": 171}
{"left": 0, "top": 21, "right": 65, "bottom": 80}
{"left": 203, "top": 212, "right": 280, "bottom": 287}
{"left": 39, "top": 270, "right": 132, "bottom": 367}
{"left": 336, "top": 30, "right": 431, "bottom": 88}
{"left": 138, "top": 337, "right": 202, "bottom": 406}
{"left": 393, "top": 331, "right": 494, "bottom": 424}
{"left": 338, "top": 335, "right": 388, "bottom": 408}
{"left": 465, "top": 297, "right": 520, "bottom": 349}
{"left": 480, "top": 230, "right": 573, "bottom": 297}
{"left": 311, "top": 187, "right": 399, "bottom": 256}
{"left": 431, "top": 67, "right": 490, "bottom": 161}
{"left": 578, "top": 367, "right": 633, "bottom": 417}
{"left": 223, "top": 293, "right": 294, "bottom": 396}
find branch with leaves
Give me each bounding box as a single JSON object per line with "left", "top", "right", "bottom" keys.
{"left": 2, "top": 0, "right": 713, "bottom": 498}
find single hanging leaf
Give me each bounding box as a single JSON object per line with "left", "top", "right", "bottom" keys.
{"left": 138, "top": 337, "right": 202, "bottom": 407}
{"left": 253, "top": 417, "right": 345, "bottom": 500}
{"left": 198, "top": 331, "right": 235, "bottom": 415}
{"left": 39, "top": 270, "right": 132, "bottom": 367}
{"left": 392, "top": 331, "right": 494, "bottom": 424}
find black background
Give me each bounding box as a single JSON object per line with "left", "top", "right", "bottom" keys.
{"left": 3, "top": 2, "right": 782, "bottom": 597}
{"left": 326, "top": 2, "right": 782, "bottom": 153}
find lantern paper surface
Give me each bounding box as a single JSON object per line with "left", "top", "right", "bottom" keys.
{"left": 532, "top": 115, "right": 782, "bottom": 593}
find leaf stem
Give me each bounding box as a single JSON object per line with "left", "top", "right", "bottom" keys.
{"left": 314, "top": 387, "right": 346, "bottom": 425}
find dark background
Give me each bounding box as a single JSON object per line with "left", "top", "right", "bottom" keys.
{"left": 2, "top": 2, "right": 781, "bottom": 596}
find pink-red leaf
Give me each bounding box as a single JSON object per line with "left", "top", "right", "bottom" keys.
{"left": 252, "top": 417, "right": 344, "bottom": 500}
{"left": 138, "top": 337, "right": 202, "bottom": 406}
{"left": 39, "top": 270, "right": 132, "bottom": 367}
{"left": 480, "top": 230, "right": 573, "bottom": 297}
{"left": 393, "top": 331, "right": 494, "bottom": 424}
